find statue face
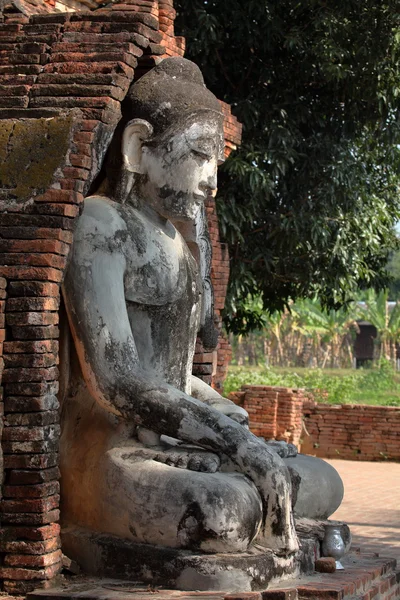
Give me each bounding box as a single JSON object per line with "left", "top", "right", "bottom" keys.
{"left": 136, "top": 112, "right": 225, "bottom": 221}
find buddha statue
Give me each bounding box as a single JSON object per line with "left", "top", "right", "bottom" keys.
{"left": 59, "top": 57, "right": 344, "bottom": 589}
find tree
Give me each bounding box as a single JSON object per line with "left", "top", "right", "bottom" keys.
{"left": 175, "top": 1, "right": 400, "bottom": 333}
{"left": 229, "top": 297, "right": 358, "bottom": 368}
{"left": 293, "top": 299, "right": 357, "bottom": 368}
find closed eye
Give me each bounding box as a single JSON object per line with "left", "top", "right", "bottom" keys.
{"left": 192, "top": 149, "right": 212, "bottom": 162}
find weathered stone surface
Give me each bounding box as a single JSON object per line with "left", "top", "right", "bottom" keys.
{"left": 59, "top": 59, "right": 310, "bottom": 591}
{"left": 61, "top": 529, "right": 315, "bottom": 591}
{"left": 0, "top": 116, "right": 73, "bottom": 208}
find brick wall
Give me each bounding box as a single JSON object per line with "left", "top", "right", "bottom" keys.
{"left": 230, "top": 384, "right": 400, "bottom": 462}
{"left": 0, "top": 1, "right": 241, "bottom": 592}
{"left": 301, "top": 400, "right": 400, "bottom": 462}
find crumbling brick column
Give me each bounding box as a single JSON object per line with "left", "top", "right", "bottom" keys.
{"left": 0, "top": 7, "right": 161, "bottom": 593}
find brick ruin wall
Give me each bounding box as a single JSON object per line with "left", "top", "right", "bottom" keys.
{"left": 301, "top": 400, "right": 400, "bottom": 462}
{"left": 0, "top": 1, "right": 241, "bottom": 592}
{"left": 230, "top": 385, "right": 400, "bottom": 463}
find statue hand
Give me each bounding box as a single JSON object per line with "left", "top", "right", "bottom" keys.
{"left": 264, "top": 440, "right": 298, "bottom": 458}
{"left": 210, "top": 401, "right": 249, "bottom": 428}
{"left": 237, "top": 437, "right": 299, "bottom": 554}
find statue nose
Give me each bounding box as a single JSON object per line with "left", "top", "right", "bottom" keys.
{"left": 200, "top": 174, "right": 217, "bottom": 194}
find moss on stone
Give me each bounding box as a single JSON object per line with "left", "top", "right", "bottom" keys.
{"left": 0, "top": 116, "right": 73, "bottom": 203}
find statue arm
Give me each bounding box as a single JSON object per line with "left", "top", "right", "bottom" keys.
{"left": 62, "top": 201, "right": 297, "bottom": 553}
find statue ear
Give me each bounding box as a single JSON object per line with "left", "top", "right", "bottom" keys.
{"left": 122, "top": 119, "right": 154, "bottom": 174}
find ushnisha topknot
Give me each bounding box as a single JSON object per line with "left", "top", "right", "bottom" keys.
{"left": 123, "top": 57, "right": 223, "bottom": 137}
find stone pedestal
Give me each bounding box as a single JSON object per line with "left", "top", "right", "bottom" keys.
{"left": 26, "top": 552, "right": 400, "bottom": 600}
{"left": 61, "top": 527, "right": 317, "bottom": 592}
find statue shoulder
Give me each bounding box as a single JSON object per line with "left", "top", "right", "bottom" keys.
{"left": 74, "top": 195, "right": 131, "bottom": 253}
{"left": 81, "top": 195, "right": 127, "bottom": 234}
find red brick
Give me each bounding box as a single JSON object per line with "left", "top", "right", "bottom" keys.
{"left": 2, "top": 423, "right": 60, "bottom": 441}
{"left": 37, "top": 184, "right": 83, "bottom": 200}
{"left": 5, "top": 381, "right": 58, "bottom": 396}
{"left": 3, "top": 481, "right": 59, "bottom": 499}
{"left": 3, "top": 453, "right": 58, "bottom": 470}
{"left": 51, "top": 41, "right": 141, "bottom": 54}
{"left": 6, "top": 312, "right": 59, "bottom": 326}
{"left": 0, "top": 560, "right": 61, "bottom": 580}
{"left": 6, "top": 297, "right": 60, "bottom": 311}
{"left": 59, "top": 178, "right": 86, "bottom": 193}
{"left": 10, "top": 325, "right": 59, "bottom": 340}
{"left": 4, "top": 395, "right": 59, "bottom": 413}
{"left": 0, "top": 266, "right": 63, "bottom": 283}
{"left": 0, "top": 252, "right": 66, "bottom": 269}
{"left": 0, "top": 536, "right": 59, "bottom": 554}
{"left": 4, "top": 410, "right": 59, "bottom": 426}
{"left": 4, "top": 549, "right": 61, "bottom": 567}
{"left": 7, "top": 467, "right": 60, "bottom": 485}
{"left": 7, "top": 281, "right": 60, "bottom": 297}
{"left": 0, "top": 213, "right": 75, "bottom": 230}
{"left": 1, "top": 494, "right": 59, "bottom": 514}
{"left": 43, "top": 60, "right": 134, "bottom": 79}
{"left": 0, "top": 227, "right": 71, "bottom": 243}
{"left": 69, "top": 153, "right": 91, "bottom": 168}
{"left": 2, "top": 437, "right": 58, "bottom": 453}
{"left": 2, "top": 366, "right": 59, "bottom": 383}
{"left": 1, "top": 508, "right": 60, "bottom": 526}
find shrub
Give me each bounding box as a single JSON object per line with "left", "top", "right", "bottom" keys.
{"left": 224, "top": 362, "right": 400, "bottom": 406}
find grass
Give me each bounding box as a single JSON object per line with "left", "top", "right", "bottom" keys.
{"left": 224, "top": 363, "right": 400, "bottom": 406}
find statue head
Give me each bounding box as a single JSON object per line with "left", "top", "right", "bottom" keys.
{"left": 104, "top": 57, "right": 225, "bottom": 221}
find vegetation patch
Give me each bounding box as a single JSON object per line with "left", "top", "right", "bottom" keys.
{"left": 224, "top": 362, "right": 400, "bottom": 407}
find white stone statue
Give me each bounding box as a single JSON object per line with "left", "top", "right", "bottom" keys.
{"left": 60, "top": 58, "right": 299, "bottom": 558}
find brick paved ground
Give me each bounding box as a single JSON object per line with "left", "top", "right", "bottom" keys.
{"left": 326, "top": 459, "right": 400, "bottom": 562}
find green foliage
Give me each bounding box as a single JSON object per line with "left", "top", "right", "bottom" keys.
{"left": 175, "top": 0, "right": 400, "bottom": 333}
{"left": 356, "top": 289, "right": 400, "bottom": 360}
{"left": 224, "top": 362, "right": 400, "bottom": 406}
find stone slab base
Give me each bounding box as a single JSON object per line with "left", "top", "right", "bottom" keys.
{"left": 60, "top": 528, "right": 316, "bottom": 592}
{"left": 26, "top": 552, "right": 400, "bottom": 600}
